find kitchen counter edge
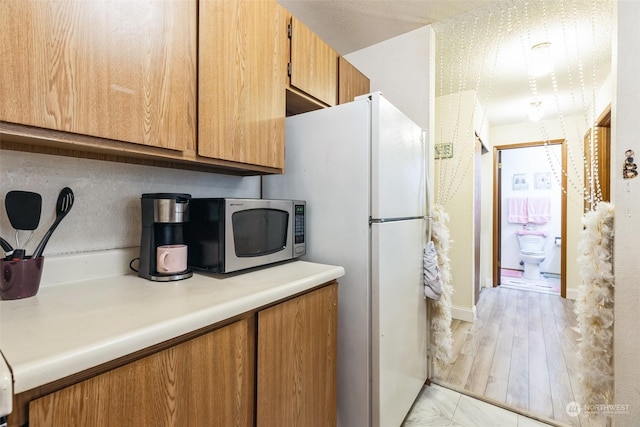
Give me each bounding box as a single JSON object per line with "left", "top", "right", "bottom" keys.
{"left": 0, "top": 257, "right": 344, "bottom": 397}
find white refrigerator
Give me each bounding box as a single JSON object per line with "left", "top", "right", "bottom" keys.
{"left": 262, "top": 92, "right": 428, "bottom": 427}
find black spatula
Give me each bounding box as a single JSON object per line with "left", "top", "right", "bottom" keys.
{"left": 32, "top": 187, "right": 74, "bottom": 259}
{"left": 5, "top": 190, "right": 42, "bottom": 255}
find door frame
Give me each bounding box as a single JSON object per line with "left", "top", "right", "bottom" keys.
{"left": 492, "top": 139, "right": 567, "bottom": 298}
{"left": 474, "top": 136, "right": 482, "bottom": 304}
{"left": 584, "top": 105, "right": 612, "bottom": 212}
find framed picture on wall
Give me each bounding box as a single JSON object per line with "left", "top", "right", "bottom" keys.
{"left": 535, "top": 172, "right": 551, "bottom": 189}
{"left": 512, "top": 173, "right": 529, "bottom": 190}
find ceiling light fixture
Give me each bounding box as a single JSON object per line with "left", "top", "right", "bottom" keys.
{"left": 528, "top": 101, "right": 543, "bottom": 121}
{"left": 529, "top": 42, "right": 553, "bottom": 77}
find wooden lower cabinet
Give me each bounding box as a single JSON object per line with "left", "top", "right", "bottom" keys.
{"left": 13, "top": 281, "right": 338, "bottom": 427}
{"left": 28, "top": 318, "right": 254, "bottom": 427}
{"left": 257, "top": 282, "right": 338, "bottom": 427}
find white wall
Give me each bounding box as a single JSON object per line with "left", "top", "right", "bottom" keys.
{"left": 345, "top": 26, "right": 432, "bottom": 130}
{"left": 613, "top": 1, "right": 640, "bottom": 424}
{"left": 0, "top": 150, "right": 260, "bottom": 256}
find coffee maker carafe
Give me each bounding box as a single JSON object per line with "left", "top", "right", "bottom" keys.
{"left": 139, "top": 193, "right": 193, "bottom": 281}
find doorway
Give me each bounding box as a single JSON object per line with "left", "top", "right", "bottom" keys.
{"left": 492, "top": 140, "right": 567, "bottom": 298}
{"left": 474, "top": 135, "right": 482, "bottom": 304}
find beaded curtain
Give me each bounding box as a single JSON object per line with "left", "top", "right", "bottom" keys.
{"left": 430, "top": 0, "right": 614, "bottom": 418}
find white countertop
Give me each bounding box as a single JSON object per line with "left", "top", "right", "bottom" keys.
{"left": 0, "top": 249, "right": 344, "bottom": 396}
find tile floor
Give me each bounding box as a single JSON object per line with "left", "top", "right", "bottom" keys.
{"left": 402, "top": 383, "right": 556, "bottom": 427}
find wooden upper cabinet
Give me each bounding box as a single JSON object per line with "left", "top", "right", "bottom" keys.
{"left": 338, "top": 57, "right": 371, "bottom": 104}
{"left": 198, "top": 0, "right": 287, "bottom": 171}
{"left": 289, "top": 16, "right": 338, "bottom": 107}
{"left": 0, "top": 1, "right": 197, "bottom": 152}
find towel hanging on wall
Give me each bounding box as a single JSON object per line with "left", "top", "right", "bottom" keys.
{"left": 507, "top": 196, "right": 528, "bottom": 223}
{"left": 507, "top": 196, "right": 551, "bottom": 224}
{"left": 527, "top": 196, "right": 551, "bottom": 224}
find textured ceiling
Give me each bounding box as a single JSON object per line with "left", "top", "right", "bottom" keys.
{"left": 278, "top": 0, "right": 613, "bottom": 127}
{"left": 433, "top": 0, "right": 613, "bottom": 127}
{"left": 279, "top": 0, "right": 497, "bottom": 55}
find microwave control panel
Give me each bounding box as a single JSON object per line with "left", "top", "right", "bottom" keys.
{"left": 294, "top": 203, "right": 305, "bottom": 244}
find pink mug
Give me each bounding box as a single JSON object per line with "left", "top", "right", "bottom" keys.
{"left": 156, "top": 244, "right": 187, "bottom": 274}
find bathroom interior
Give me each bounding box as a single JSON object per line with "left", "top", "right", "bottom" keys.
{"left": 500, "top": 144, "right": 562, "bottom": 295}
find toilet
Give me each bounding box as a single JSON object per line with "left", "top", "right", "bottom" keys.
{"left": 516, "top": 230, "right": 547, "bottom": 280}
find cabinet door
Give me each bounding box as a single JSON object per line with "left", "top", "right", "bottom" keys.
{"left": 257, "top": 283, "right": 338, "bottom": 427}
{"left": 29, "top": 319, "right": 255, "bottom": 427}
{"left": 199, "top": 0, "right": 287, "bottom": 170}
{"left": 338, "top": 57, "right": 371, "bottom": 104}
{"left": 290, "top": 17, "right": 338, "bottom": 107}
{"left": 0, "top": 1, "right": 196, "bottom": 152}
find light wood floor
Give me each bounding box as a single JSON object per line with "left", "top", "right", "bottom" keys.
{"left": 432, "top": 286, "right": 606, "bottom": 427}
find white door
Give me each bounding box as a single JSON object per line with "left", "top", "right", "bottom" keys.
{"left": 370, "top": 93, "right": 426, "bottom": 220}
{"left": 371, "top": 218, "right": 428, "bottom": 427}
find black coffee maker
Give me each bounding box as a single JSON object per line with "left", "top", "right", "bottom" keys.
{"left": 139, "top": 193, "right": 192, "bottom": 281}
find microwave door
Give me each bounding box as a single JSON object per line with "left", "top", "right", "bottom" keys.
{"left": 224, "top": 199, "right": 293, "bottom": 272}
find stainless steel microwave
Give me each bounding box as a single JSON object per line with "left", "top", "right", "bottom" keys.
{"left": 185, "top": 198, "right": 305, "bottom": 273}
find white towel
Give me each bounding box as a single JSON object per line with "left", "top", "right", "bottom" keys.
{"left": 423, "top": 241, "right": 442, "bottom": 300}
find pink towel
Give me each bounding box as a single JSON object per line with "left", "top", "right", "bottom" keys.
{"left": 508, "top": 197, "right": 528, "bottom": 223}
{"left": 527, "top": 196, "right": 551, "bottom": 224}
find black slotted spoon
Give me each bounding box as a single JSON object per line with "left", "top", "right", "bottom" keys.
{"left": 32, "top": 187, "right": 74, "bottom": 258}
{"left": 5, "top": 190, "right": 42, "bottom": 256}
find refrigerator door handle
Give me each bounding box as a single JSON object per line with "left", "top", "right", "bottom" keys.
{"left": 370, "top": 216, "right": 425, "bottom": 224}
{"left": 426, "top": 215, "right": 433, "bottom": 241}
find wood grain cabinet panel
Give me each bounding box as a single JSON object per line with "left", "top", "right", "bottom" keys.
{"left": 28, "top": 319, "right": 254, "bottom": 427}
{"left": 198, "top": 0, "right": 287, "bottom": 170}
{"left": 289, "top": 17, "right": 338, "bottom": 107}
{"left": 338, "top": 57, "right": 371, "bottom": 104}
{"left": 257, "top": 283, "right": 338, "bottom": 427}
{"left": 0, "top": 0, "right": 196, "bottom": 152}
{"left": 11, "top": 281, "right": 339, "bottom": 427}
